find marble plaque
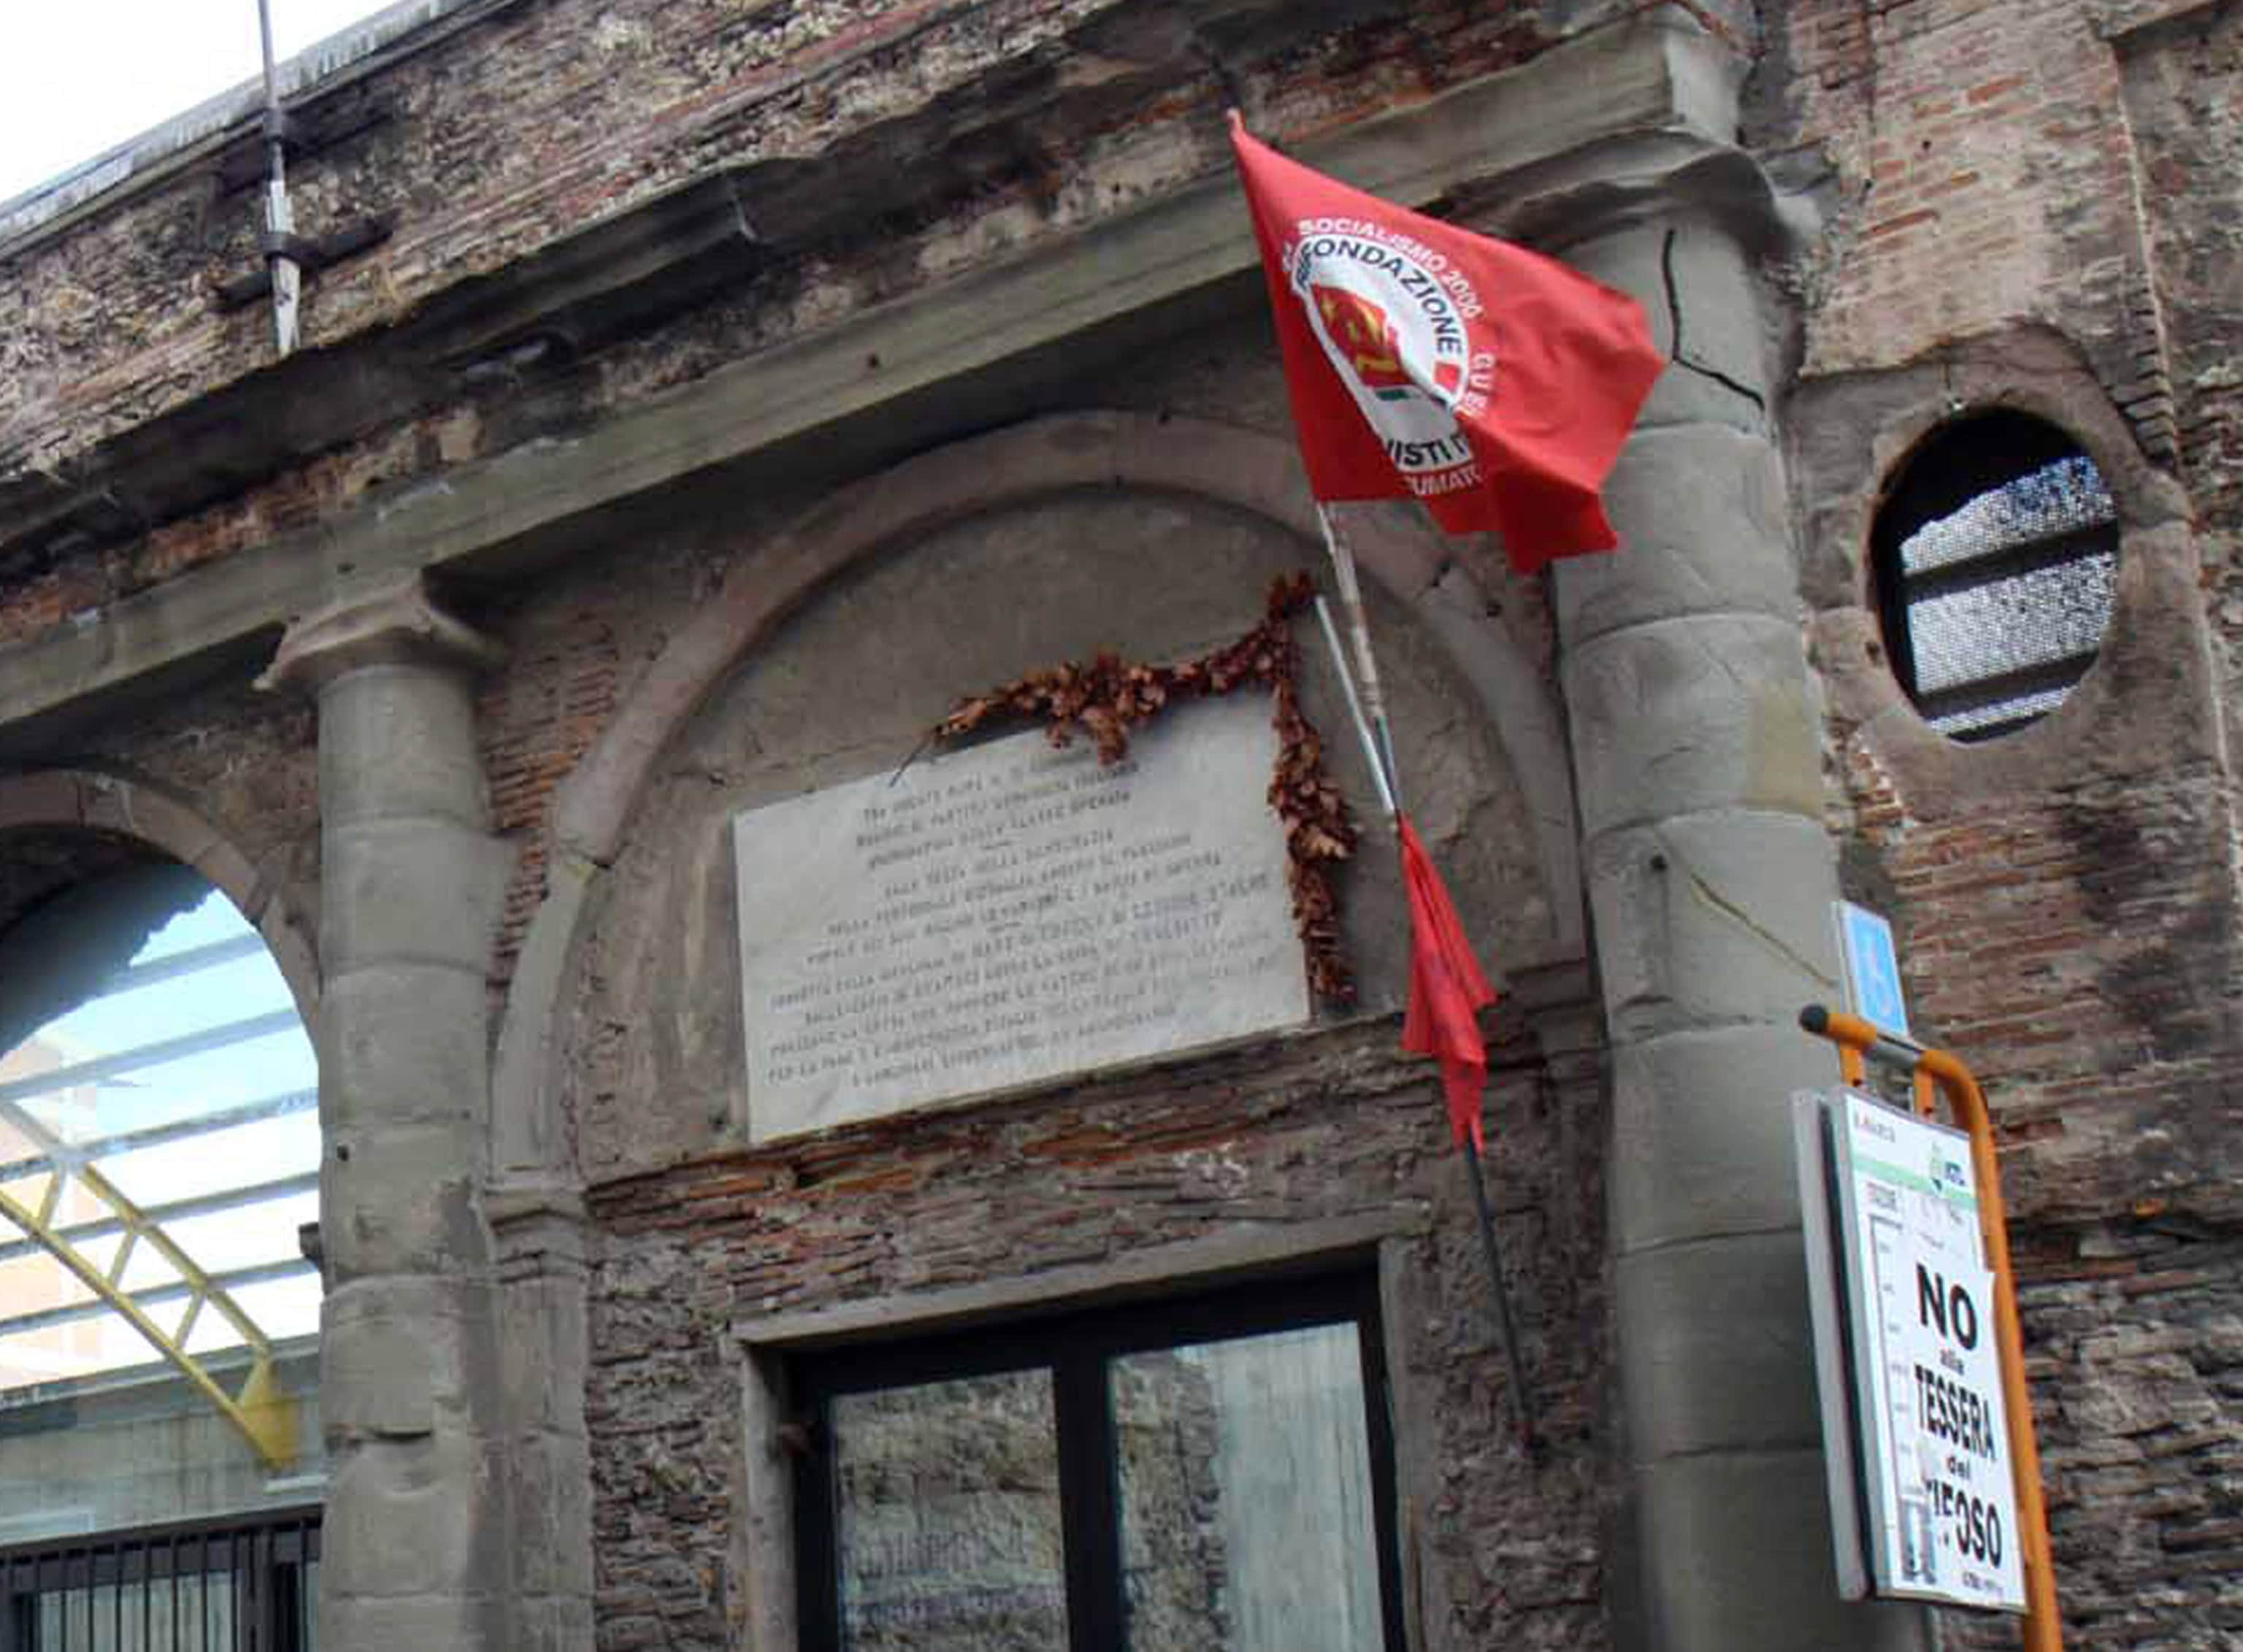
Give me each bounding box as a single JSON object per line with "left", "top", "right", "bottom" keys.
{"left": 733, "top": 696, "right": 1309, "bottom": 1141}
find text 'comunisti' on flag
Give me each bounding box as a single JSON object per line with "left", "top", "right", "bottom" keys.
{"left": 1228, "top": 113, "right": 1666, "bottom": 573}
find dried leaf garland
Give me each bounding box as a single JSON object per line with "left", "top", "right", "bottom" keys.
{"left": 936, "top": 573, "right": 1358, "bottom": 1002}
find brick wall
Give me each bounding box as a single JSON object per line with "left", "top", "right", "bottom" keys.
{"left": 2113, "top": 2, "right": 2243, "bottom": 518}
{"left": 77, "top": 677, "right": 322, "bottom": 931}
{"left": 1814, "top": 507, "right": 2243, "bottom": 1648}
{"left": 2112, "top": 1, "right": 2243, "bottom": 860}
{"left": 0, "top": 0, "right": 1557, "bottom": 556}
{"left": 476, "top": 553, "right": 691, "bottom": 989}
{"left": 1838, "top": 748, "right": 2236, "bottom": 1225}
{"left": 1769, "top": 0, "right": 2172, "bottom": 446}
{"left": 1825, "top": 713, "right": 2242, "bottom": 1649}
{"left": 540, "top": 372, "right": 1592, "bottom": 1647}
{"left": 1771, "top": 0, "right": 2243, "bottom": 1635}
{"left": 586, "top": 1017, "right": 1608, "bottom": 1652}
{"left": 0, "top": 0, "right": 2235, "bottom": 1647}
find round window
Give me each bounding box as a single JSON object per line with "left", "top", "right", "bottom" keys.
{"left": 1871, "top": 412, "right": 2118, "bottom": 741}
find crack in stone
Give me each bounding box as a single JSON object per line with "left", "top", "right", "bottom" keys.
{"left": 1661, "top": 227, "right": 1768, "bottom": 415}
{"left": 1671, "top": 845, "right": 1839, "bottom": 988}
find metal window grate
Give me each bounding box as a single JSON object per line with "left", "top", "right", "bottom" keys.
{"left": 1874, "top": 418, "right": 2119, "bottom": 743}
{"left": 0, "top": 1510, "right": 318, "bottom": 1652}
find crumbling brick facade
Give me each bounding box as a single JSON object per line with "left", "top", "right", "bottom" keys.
{"left": 1764, "top": 0, "right": 2243, "bottom": 1637}
{"left": 0, "top": 1, "right": 2236, "bottom": 1651}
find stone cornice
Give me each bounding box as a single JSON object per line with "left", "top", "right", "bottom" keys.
{"left": 2093, "top": 0, "right": 2231, "bottom": 40}
{"left": 0, "top": 9, "right": 1757, "bottom": 757}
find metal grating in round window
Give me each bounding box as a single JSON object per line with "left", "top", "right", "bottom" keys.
{"left": 1871, "top": 412, "right": 2118, "bottom": 742}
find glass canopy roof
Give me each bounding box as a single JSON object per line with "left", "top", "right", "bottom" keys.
{"left": 0, "top": 877, "right": 319, "bottom": 1394}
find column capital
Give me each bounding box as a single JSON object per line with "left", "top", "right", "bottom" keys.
{"left": 257, "top": 575, "right": 503, "bottom": 696}
{"left": 1398, "top": 9, "right": 1809, "bottom": 264}
{"left": 486, "top": 1177, "right": 592, "bottom": 1269}
{"left": 1482, "top": 129, "right": 1815, "bottom": 269}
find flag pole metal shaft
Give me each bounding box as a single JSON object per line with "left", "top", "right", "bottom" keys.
{"left": 1316, "top": 507, "right": 1403, "bottom": 806}
{"left": 1313, "top": 597, "right": 1395, "bottom": 819}
{"left": 1463, "top": 1131, "right": 1541, "bottom": 1457}
{"left": 1311, "top": 534, "right": 1541, "bottom": 1459}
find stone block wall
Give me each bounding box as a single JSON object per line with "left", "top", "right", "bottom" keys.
{"left": 2009, "top": 1232, "right": 2243, "bottom": 1645}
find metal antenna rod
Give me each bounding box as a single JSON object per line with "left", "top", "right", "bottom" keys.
{"left": 256, "top": 0, "right": 302, "bottom": 356}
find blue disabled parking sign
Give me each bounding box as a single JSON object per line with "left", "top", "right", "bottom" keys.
{"left": 1835, "top": 901, "right": 1911, "bottom": 1041}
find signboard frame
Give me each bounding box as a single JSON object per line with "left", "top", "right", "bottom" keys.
{"left": 1795, "top": 1088, "right": 2028, "bottom": 1615}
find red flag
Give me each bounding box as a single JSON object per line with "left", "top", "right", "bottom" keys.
{"left": 1398, "top": 815, "right": 1498, "bottom": 1148}
{"left": 1229, "top": 115, "right": 1665, "bottom": 572}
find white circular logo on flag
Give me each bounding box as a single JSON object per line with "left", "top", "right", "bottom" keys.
{"left": 1287, "top": 221, "right": 1484, "bottom": 478}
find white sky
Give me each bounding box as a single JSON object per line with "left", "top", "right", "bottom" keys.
{"left": 0, "top": 0, "right": 397, "bottom": 205}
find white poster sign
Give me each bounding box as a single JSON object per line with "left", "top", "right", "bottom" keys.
{"left": 1800, "top": 1090, "right": 2028, "bottom": 1613}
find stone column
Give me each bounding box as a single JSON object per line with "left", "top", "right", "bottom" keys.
{"left": 262, "top": 576, "right": 515, "bottom": 1652}
{"left": 489, "top": 1185, "right": 598, "bottom": 1652}
{"left": 1518, "top": 37, "right": 1932, "bottom": 1652}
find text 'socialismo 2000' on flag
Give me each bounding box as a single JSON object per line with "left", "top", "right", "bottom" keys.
{"left": 1227, "top": 115, "right": 1665, "bottom": 572}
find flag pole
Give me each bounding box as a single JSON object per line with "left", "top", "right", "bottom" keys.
{"left": 1310, "top": 556, "right": 1541, "bottom": 1459}
{"left": 1313, "top": 597, "right": 1395, "bottom": 819}
{"left": 1463, "top": 1130, "right": 1540, "bottom": 1458}
{"left": 1316, "top": 507, "right": 1403, "bottom": 804}
{"left": 1235, "top": 112, "right": 1648, "bottom": 1464}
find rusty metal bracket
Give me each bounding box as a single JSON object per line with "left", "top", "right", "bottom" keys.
{"left": 211, "top": 215, "right": 395, "bottom": 311}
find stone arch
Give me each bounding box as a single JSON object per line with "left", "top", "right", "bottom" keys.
{"left": 491, "top": 411, "right": 1580, "bottom": 1180}
{"left": 0, "top": 765, "right": 320, "bottom": 1023}
{"left": 0, "top": 764, "right": 323, "bottom": 1478}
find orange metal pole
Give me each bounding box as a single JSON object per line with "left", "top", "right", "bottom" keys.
{"left": 1912, "top": 1044, "right": 2060, "bottom": 1652}
{"left": 1801, "top": 1006, "right": 2063, "bottom": 1652}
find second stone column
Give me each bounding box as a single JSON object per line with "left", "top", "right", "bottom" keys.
{"left": 1530, "top": 74, "right": 1933, "bottom": 1652}
{"left": 264, "top": 576, "right": 517, "bottom": 1652}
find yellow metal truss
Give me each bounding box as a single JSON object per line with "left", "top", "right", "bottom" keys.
{"left": 0, "top": 1098, "right": 298, "bottom": 1472}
